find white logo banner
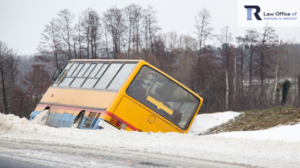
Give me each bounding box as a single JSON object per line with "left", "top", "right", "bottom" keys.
{"left": 238, "top": 0, "right": 300, "bottom": 27}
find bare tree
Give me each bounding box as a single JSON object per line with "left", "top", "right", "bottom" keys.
{"left": 6, "top": 53, "right": 19, "bottom": 89}
{"left": 79, "top": 9, "right": 102, "bottom": 59}
{"left": 57, "top": 9, "right": 75, "bottom": 60}
{"left": 103, "top": 23, "right": 110, "bottom": 58}
{"left": 0, "top": 42, "right": 19, "bottom": 115}
{"left": 88, "top": 10, "right": 102, "bottom": 58}
{"left": 124, "top": 4, "right": 143, "bottom": 56}
{"left": 37, "top": 18, "right": 65, "bottom": 71}
{"left": 194, "top": 8, "right": 213, "bottom": 58}
{"left": 12, "top": 77, "right": 28, "bottom": 117}
{"left": 236, "top": 36, "right": 247, "bottom": 108}
{"left": 257, "top": 23, "right": 277, "bottom": 108}
{"left": 124, "top": 5, "right": 134, "bottom": 57}
{"left": 80, "top": 8, "right": 93, "bottom": 59}
{"left": 103, "top": 7, "right": 127, "bottom": 59}
{"left": 24, "top": 64, "right": 52, "bottom": 107}
{"left": 132, "top": 5, "right": 143, "bottom": 55}
{"left": 245, "top": 29, "right": 259, "bottom": 108}
{"left": 175, "top": 34, "right": 198, "bottom": 86}
{"left": 74, "top": 16, "right": 85, "bottom": 59}
{"left": 194, "top": 8, "right": 213, "bottom": 91}
{"left": 0, "top": 41, "right": 11, "bottom": 114}
{"left": 143, "top": 5, "right": 160, "bottom": 54}
{"left": 218, "top": 26, "right": 233, "bottom": 110}
{"left": 271, "top": 42, "right": 281, "bottom": 104}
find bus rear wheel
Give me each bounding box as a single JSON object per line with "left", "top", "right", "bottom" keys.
{"left": 71, "top": 112, "right": 84, "bottom": 128}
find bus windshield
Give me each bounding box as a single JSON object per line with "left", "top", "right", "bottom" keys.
{"left": 127, "top": 66, "right": 200, "bottom": 129}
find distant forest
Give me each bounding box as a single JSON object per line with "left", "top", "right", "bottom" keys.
{"left": 1, "top": 4, "right": 300, "bottom": 118}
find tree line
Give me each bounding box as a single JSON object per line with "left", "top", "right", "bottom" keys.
{"left": 1, "top": 5, "right": 300, "bottom": 118}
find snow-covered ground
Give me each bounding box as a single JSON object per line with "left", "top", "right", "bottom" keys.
{"left": 188, "top": 111, "right": 240, "bottom": 135}
{"left": 1, "top": 112, "right": 300, "bottom": 168}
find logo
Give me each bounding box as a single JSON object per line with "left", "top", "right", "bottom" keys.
{"left": 238, "top": 0, "right": 299, "bottom": 27}
{"left": 244, "top": 6, "right": 262, "bottom": 20}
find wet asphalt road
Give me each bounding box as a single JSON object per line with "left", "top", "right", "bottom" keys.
{"left": 0, "top": 157, "right": 51, "bottom": 168}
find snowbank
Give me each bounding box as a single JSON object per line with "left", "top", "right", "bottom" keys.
{"left": 212, "top": 123, "right": 300, "bottom": 142}
{"left": 1, "top": 113, "right": 300, "bottom": 168}
{"left": 188, "top": 111, "right": 240, "bottom": 135}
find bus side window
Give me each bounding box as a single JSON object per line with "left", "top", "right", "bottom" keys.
{"left": 66, "top": 63, "right": 79, "bottom": 76}
{"left": 81, "top": 64, "right": 108, "bottom": 89}
{"left": 89, "top": 64, "right": 103, "bottom": 77}
{"left": 107, "top": 64, "right": 136, "bottom": 91}
{"left": 83, "top": 64, "right": 96, "bottom": 77}
{"left": 71, "top": 63, "right": 84, "bottom": 77}
{"left": 52, "top": 63, "right": 71, "bottom": 86}
{"left": 70, "top": 63, "right": 92, "bottom": 88}
{"left": 94, "top": 63, "right": 122, "bottom": 90}
{"left": 77, "top": 63, "right": 91, "bottom": 77}
{"left": 58, "top": 63, "right": 80, "bottom": 87}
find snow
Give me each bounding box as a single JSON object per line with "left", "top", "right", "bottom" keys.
{"left": 1, "top": 112, "right": 300, "bottom": 168}
{"left": 188, "top": 111, "right": 240, "bottom": 135}
{"left": 31, "top": 110, "right": 49, "bottom": 125}
{"left": 212, "top": 123, "right": 300, "bottom": 142}
{"left": 189, "top": 111, "right": 300, "bottom": 142}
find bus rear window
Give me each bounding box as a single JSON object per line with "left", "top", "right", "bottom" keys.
{"left": 126, "top": 66, "right": 200, "bottom": 130}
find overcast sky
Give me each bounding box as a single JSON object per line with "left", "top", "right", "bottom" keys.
{"left": 0, "top": 0, "right": 299, "bottom": 56}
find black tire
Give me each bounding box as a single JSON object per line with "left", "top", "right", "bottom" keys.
{"left": 71, "top": 112, "right": 84, "bottom": 128}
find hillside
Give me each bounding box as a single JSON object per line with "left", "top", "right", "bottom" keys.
{"left": 203, "top": 106, "right": 300, "bottom": 135}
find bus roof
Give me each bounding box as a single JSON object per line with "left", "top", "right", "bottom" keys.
{"left": 70, "top": 59, "right": 141, "bottom": 62}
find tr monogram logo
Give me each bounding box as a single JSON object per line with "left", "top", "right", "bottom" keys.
{"left": 244, "top": 6, "right": 262, "bottom": 20}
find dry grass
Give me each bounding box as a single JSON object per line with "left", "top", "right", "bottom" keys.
{"left": 203, "top": 106, "right": 300, "bottom": 135}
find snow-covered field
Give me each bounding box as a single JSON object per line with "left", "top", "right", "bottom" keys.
{"left": 1, "top": 112, "right": 300, "bottom": 168}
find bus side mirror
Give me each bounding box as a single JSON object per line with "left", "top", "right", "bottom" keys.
{"left": 52, "top": 69, "right": 62, "bottom": 81}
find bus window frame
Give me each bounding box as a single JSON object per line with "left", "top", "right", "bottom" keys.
{"left": 106, "top": 63, "right": 137, "bottom": 91}
{"left": 71, "top": 63, "right": 84, "bottom": 77}
{"left": 69, "top": 63, "right": 92, "bottom": 88}
{"left": 79, "top": 63, "right": 97, "bottom": 88}
{"left": 54, "top": 62, "right": 110, "bottom": 89}
{"left": 53, "top": 61, "right": 138, "bottom": 92}
{"left": 103, "top": 63, "right": 125, "bottom": 90}
{"left": 93, "top": 62, "right": 136, "bottom": 91}
{"left": 92, "top": 62, "right": 115, "bottom": 90}
{"left": 125, "top": 65, "right": 201, "bottom": 130}
{"left": 80, "top": 63, "right": 107, "bottom": 89}
{"left": 52, "top": 62, "right": 74, "bottom": 87}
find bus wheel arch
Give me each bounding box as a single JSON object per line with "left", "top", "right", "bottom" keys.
{"left": 71, "top": 111, "right": 85, "bottom": 128}
{"left": 31, "top": 109, "right": 50, "bottom": 125}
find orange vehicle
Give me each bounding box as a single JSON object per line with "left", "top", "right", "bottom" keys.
{"left": 30, "top": 59, "right": 203, "bottom": 133}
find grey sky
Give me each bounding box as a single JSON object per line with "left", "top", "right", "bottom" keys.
{"left": 0, "top": 0, "right": 299, "bottom": 55}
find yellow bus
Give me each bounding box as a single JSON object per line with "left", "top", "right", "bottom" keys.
{"left": 30, "top": 59, "right": 203, "bottom": 133}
